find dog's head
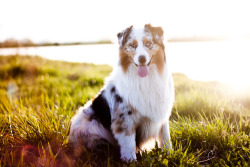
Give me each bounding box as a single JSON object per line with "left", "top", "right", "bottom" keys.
{"left": 117, "top": 24, "right": 165, "bottom": 77}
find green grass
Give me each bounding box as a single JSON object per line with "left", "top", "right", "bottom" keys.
{"left": 0, "top": 55, "right": 249, "bottom": 166}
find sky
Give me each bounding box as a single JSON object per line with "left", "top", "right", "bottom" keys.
{"left": 1, "top": 0, "right": 250, "bottom": 43}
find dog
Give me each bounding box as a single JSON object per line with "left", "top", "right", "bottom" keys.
{"left": 69, "top": 24, "right": 175, "bottom": 162}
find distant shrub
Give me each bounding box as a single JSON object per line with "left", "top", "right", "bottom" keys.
{"left": 0, "top": 64, "right": 39, "bottom": 79}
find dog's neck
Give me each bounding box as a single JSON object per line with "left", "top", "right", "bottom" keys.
{"left": 111, "top": 63, "right": 169, "bottom": 96}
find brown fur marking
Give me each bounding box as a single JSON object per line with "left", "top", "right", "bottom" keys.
{"left": 120, "top": 47, "right": 135, "bottom": 73}
{"left": 151, "top": 47, "right": 165, "bottom": 74}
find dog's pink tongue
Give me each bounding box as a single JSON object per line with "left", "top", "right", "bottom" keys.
{"left": 137, "top": 65, "right": 149, "bottom": 77}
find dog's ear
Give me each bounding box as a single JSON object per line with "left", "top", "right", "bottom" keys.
{"left": 117, "top": 25, "right": 133, "bottom": 46}
{"left": 145, "top": 24, "right": 164, "bottom": 44}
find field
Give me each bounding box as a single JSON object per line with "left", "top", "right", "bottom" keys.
{"left": 0, "top": 55, "right": 249, "bottom": 166}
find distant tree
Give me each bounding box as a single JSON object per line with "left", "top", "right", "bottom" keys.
{"left": 2, "top": 38, "right": 20, "bottom": 47}
{"left": 20, "top": 39, "right": 35, "bottom": 47}
{"left": 0, "top": 38, "right": 35, "bottom": 48}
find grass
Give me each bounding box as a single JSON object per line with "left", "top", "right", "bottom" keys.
{"left": 0, "top": 55, "right": 249, "bottom": 166}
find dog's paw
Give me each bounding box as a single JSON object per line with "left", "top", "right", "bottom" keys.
{"left": 121, "top": 152, "right": 137, "bottom": 162}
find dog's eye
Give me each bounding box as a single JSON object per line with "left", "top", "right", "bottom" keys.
{"left": 145, "top": 42, "right": 152, "bottom": 47}
{"left": 130, "top": 44, "right": 137, "bottom": 49}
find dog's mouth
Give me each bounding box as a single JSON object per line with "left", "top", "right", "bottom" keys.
{"left": 134, "top": 55, "right": 154, "bottom": 77}
{"left": 137, "top": 65, "right": 149, "bottom": 77}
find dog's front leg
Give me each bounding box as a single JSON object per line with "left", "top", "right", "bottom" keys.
{"left": 113, "top": 132, "right": 136, "bottom": 161}
{"left": 159, "top": 121, "right": 172, "bottom": 152}
{"left": 111, "top": 105, "right": 137, "bottom": 162}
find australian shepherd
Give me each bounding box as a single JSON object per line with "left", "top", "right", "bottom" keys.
{"left": 69, "top": 24, "right": 175, "bottom": 162}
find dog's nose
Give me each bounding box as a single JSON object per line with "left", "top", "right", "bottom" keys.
{"left": 138, "top": 55, "right": 146, "bottom": 64}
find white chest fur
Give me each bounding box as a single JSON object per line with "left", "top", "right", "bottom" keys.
{"left": 108, "top": 64, "right": 174, "bottom": 122}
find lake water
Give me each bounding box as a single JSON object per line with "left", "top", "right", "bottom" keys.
{"left": 1, "top": 40, "right": 250, "bottom": 87}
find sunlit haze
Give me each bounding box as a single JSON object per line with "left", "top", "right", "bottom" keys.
{"left": 1, "top": 0, "right": 250, "bottom": 42}
{"left": 1, "top": 0, "right": 250, "bottom": 88}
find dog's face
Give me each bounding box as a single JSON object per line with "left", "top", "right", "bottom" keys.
{"left": 118, "top": 24, "right": 165, "bottom": 77}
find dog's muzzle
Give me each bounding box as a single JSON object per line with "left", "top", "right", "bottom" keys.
{"left": 136, "top": 55, "right": 154, "bottom": 77}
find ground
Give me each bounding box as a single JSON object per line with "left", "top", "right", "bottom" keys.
{"left": 0, "top": 55, "right": 249, "bottom": 166}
